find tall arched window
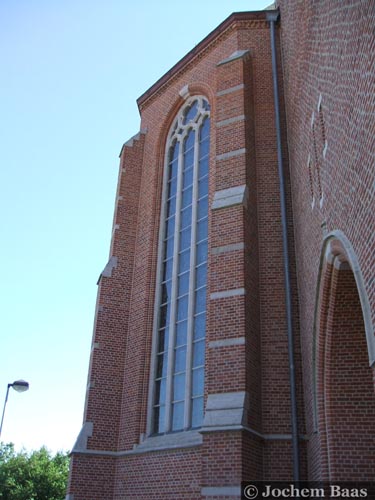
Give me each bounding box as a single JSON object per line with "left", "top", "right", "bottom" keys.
{"left": 152, "top": 96, "right": 210, "bottom": 434}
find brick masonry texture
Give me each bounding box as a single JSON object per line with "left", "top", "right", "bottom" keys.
{"left": 67, "top": 4, "right": 375, "bottom": 498}
{"left": 278, "top": 0, "right": 375, "bottom": 482}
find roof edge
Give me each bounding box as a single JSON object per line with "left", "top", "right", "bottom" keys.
{"left": 137, "top": 10, "right": 271, "bottom": 110}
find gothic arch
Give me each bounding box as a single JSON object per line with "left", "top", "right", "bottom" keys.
{"left": 312, "top": 230, "right": 375, "bottom": 480}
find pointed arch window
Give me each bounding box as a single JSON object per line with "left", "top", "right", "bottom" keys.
{"left": 151, "top": 96, "right": 210, "bottom": 434}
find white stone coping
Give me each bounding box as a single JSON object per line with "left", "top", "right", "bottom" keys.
{"left": 71, "top": 428, "right": 202, "bottom": 456}
{"left": 211, "top": 185, "right": 248, "bottom": 210}
{"left": 216, "top": 84, "right": 245, "bottom": 97}
{"left": 216, "top": 148, "right": 246, "bottom": 161}
{"left": 216, "top": 115, "right": 246, "bottom": 128}
{"left": 210, "top": 288, "right": 245, "bottom": 300}
{"left": 217, "top": 49, "right": 250, "bottom": 66}
{"left": 97, "top": 255, "right": 118, "bottom": 285}
{"left": 211, "top": 242, "right": 245, "bottom": 255}
{"left": 134, "top": 429, "right": 202, "bottom": 453}
{"left": 203, "top": 391, "right": 248, "bottom": 428}
{"left": 209, "top": 337, "right": 245, "bottom": 348}
{"left": 119, "top": 128, "right": 147, "bottom": 156}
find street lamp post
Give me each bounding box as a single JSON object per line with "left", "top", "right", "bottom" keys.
{"left": 0, "top": 380, "right": 29, "bottom": 439}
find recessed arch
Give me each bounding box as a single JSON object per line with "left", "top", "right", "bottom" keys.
{"left": 312, "top": 230, "right": 375, "bottom": 480}
{"left": 313, "top": 230, "right": 375, "bottom": 372}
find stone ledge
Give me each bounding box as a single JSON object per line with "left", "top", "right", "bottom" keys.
{"left": 119, "top": 129, "right": 147, "bottom": 156}
{"left": 71, "top": 421, "right": 93, "bottom": 453}
{"left": 216, "top": 115, "right": 246, "bottom": 128}
{"left": 211, "top": 185, "right": 248, "bottom": 210}
{"left": 216, "top": 84, "right": 245, "bottom": 96}
{"left": 216, "top": 148, "right": 246, "bottom": 161}
{"left": 203, "top": 392, "right": 248, "bottom": 428}
{"left": 97, "top": 256, "right": 118, "bottom": 284}
{"left": 211, "top": 242, "right": 245, "bottom": 255}
{"left": 210, "top": 288, "right": 245, "bottom": 300}
{"left": 134, "top": 429, "right": 202, "bottom": 453}
{"left": 217, "top": 49, "right": 250, "bottom": 66}
{"left": 209, "top": 337, "right": 245, "bottom": 348}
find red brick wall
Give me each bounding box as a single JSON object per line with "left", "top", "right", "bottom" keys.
{"left": 113, "top": 448, "right": 202, "bottom": 499}
{"left": 68, "top": 454, "right": 116, "bottom": 499}
{"left": 85, "top": 132, "right": 145, "bottom": 452}
{"left": 315, "top": 260, "right": 375, "bottom": 482}
{"left": 278, "top": 0, "right": 375, "bottom": 481}
{"left": 324, "top": 268, "right": 375, "bottom": 481}
{"left": 68, "top": 14, "right": 297, "bottom": 497}
{"left": 68, "top": 3, "right": 375, "bottom": 497}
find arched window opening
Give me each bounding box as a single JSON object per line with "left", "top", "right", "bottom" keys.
{"left": 152, "top": 96, "right": 210, "bottom": 434}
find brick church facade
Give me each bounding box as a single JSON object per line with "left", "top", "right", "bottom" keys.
{"left": 67, "top": 2, "right": 375, "bottom": 498}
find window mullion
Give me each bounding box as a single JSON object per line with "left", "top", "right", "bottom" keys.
{"left": 164, "top": 137, "right": 183, "bottom": 433}
{"left": 184, "top": 124, "right": 200, "bottom": 429}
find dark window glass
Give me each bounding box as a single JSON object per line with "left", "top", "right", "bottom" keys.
{"left": 164, "top": 237, "right": 174, "bottom": 260}
{"left": 169, "top": 140, "right": 179, "bottom": 162}
{"left": 158, "top": 327, "right": 169, "bottom": 352}
{"left": 191, "top": 397, "right": 203, "bottom": 428}
{"left": 177, "top": 295, "right": 188, "bottom": 321}
{"left": 159, "top": 302, "right": 171, "bottom": 329}
{"left": 197, "top": 218, "right": 208, "bottom": 242}
{"left": 181, "top": 207, "right": 192, "bottom": 229}
{"left": 199, "top": 138, "right": 209, "bottom": 158}
{"left": 193, "top": 340, "right": 205, "bottom": 367}
{"left": 195, "top": 287, "right": 206, "bottom": 314}
{"left": 197, "top": 196, "right": 208, "bottom": 219}
{"left": 198, "top": 156, "right": 209, "bottom": 179}
{"left": 179, "top": 227, "right": 191, "bottom": 252}
{"left": 172, "top": 401, "right": 184, "bottom": 430}
{"left": 166, "top": 196, "right": 176, "bottom": 217}
{"left": 183, "top": 101, "right": 198, "bottom": 124}
{"left": 178, "top": 271, "right": 190, "bottom": 296}
{"left": 196, "top": 264, "right": 207, "bottom": 289}
{"left": 198, "top": 176, "right": 208, "bottom": 199}
{"left": 162, "top": 258, "right": 173, "bottom": 282}
{"left": 182, "top": 186, "right": 192, "bottom": 208}
{"left": 173, "top": 373, "right": 186, "bottom": 401}
{"left": 167, "top": 177, "right": 177, "bottom": 198}
{"left": 185, "top": 128, "right": 195, "bottom": 149}
{"left": 183, "top": 166, "right": 193, "bottom": 188}
{"left": 169, "top": 159, "right": 178, "bottom": 181}
{"left": 165, "top": 215, "right": 175, "bottom": 238}
{"left": 161, "top": 280, "right": 172, "bottom": 304}
{"left": 192, "top": 368, "right": 204, "bottom": 397}
{"left": 155, "top": 378, "right": 166, "bottom": 404}
{"left": 154, "top": 97, "right": 210, "bottom": 434}
{"left": 176, "top": 320, "right": 188, "bottom": 346}
{"left": 156, "top": 353, "right": 168, "bottom": 378}
{"left": 178, "top": 249, "right": 190, "bottom": 274}
{"left": 174, "top": 346, "right": 187, "bottom": 373}
{"left": 196, "top": 241, "right": 208, "bottom": 265}
{"left": 153, "top": 405, "right": 165, "bottom": 434}
{"left": 200, "top": 117, "right": 210, "bottom": 139}
{"left": 194, "top": 313, "right": 206, "bottom": 340}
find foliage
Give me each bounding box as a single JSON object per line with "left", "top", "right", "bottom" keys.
{"left": 0, "top": 443, "right": 69, "bottom": 500}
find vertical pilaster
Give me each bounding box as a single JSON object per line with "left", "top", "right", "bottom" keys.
{"left": 201, "top": 50, "right": 262, "bottom": 498}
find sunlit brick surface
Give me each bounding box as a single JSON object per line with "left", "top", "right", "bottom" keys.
{"left": 67, "top": 4, "right": 375, "bottom": 498}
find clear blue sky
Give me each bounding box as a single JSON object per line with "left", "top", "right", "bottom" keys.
{"left": 0, "top": 0, "right": 271, "bottom": 453}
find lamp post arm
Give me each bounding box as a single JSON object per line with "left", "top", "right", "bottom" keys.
{"left": 0, "top": 384, "right": 11, "bottom": 439}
